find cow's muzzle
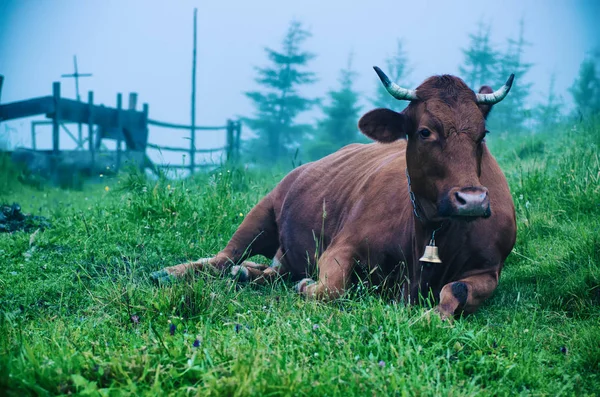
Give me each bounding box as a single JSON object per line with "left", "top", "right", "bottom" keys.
{"left": 442, "top": 186, "right": 491, "bottom": 218}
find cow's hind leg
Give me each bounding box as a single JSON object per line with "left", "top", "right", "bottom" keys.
{"left": 230, "top": 249, "right": 290, "bottom": 285}
{"left": 151, "top": 195, "right": 279, "bottom": 283}
{"left": 295, "top": 244, "right": 354, "bottom": 301}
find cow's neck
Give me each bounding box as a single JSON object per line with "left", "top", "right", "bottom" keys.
{"left": 410, "top": 215, "right": 476, "bottom": 298}
{"left": 405, "top": 168, "right": 442, "bottom": 225}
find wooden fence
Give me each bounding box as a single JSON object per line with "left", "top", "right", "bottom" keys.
{"left": 146, "top": 118, "right": 241, "bottom": 173}
{"left": 0, "top": 76, "right": 241, "bottom": 175}
{"left": 0, "top": 80, "right": 148, "bottom": 172}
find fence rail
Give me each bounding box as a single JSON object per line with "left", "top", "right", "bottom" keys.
{"left": 147, "top": 118, "right": 227, "bottom": 131}
{"left": 147, "top": 118, "right": 241, "bottom": 173}
{"left": 154, "top": 163, "right": 217, "bottom": 170}
{"left": 146, "top": 142, "right": 227, "bottom": 154}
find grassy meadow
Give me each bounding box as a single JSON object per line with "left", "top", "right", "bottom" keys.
{"left": 0, "top": 120, "right": 599, "bottom": 396}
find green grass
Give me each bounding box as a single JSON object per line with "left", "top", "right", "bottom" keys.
{"left": 1, "top": 121, "right": 599, "bottom": 396}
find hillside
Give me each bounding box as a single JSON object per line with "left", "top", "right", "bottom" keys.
{"left": 0, "top": 120, "right": 599, "bottom": 395}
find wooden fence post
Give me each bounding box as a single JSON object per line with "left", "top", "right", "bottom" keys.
{"left": 116, "top": 93, "right": 122, "bottom": 171}
{"left": 30, "top": 122, "right": 36, "bottom": 150}
{"left": 128, "top": 92, "right": 138, "bottom": 163}
{"left": 128, "top": 93, "right": 138, "bottom": 111}
{"left": 52, "top": 82, "right": 61, "bottom": 155}
{"left": 235, "top": 120, "right": 242, "bottom": 163}
{"left": 226, "top": 119, "right": 234, "bottom": 163}
{"left": 88, "top": 91, "right": 95, "bottom": 171}
{"left": 189, "top": 126, "right": 195, "bottom": 175}
{"left": 142, "top": 103, "right": 150, "bottom": 172}
{"left": 142, "top": 103, "right": 149, "bottom": 135}
{"left": 189, "top": 8, "right": 198, "bottom": 175}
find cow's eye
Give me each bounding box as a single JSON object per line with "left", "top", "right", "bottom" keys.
{"left": 418, "top": 129, "right": 431, "bottom": 139}
{"left": 477, "top": 130, "right": 490, "bottom": 145}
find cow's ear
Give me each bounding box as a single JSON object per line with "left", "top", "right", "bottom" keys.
{"left": 358, "top": 108, "right": 407, "bottom": 143}
{"left": 478, "top": 86, "right": 494, "bottom": 119}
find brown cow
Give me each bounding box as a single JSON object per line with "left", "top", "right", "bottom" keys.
{"left": 152, "top": 67, "right": 517, "bottom": 319}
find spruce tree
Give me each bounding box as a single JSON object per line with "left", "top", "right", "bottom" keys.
{"left": 371, "top": 40, "right": 411, "bottom": 112}
{"left": 244, "top": 20, "right": 317, "bottom": 163}
{"left": 570, "top": 55, "right": 600, "bottom": 119}
{"left": 535, "top": 74, "right": 562, "bottom": 129}
{"left": 306, "top": 55, "right": 361, "bottom": 160}
{"left": 459, "top": 22, "right": 498, "bottom": 90}
{"left": 488, "top": 20, "right": 533, "bottom": 133}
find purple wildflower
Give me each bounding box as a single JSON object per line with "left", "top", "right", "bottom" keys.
{"left": 234, "top": 323, "right": 242, "bottom": 333}
{"left": 130, "top": 315, "right": 139, "bottom": 324}
{"left": 169, "top": 323, "right": 176, "bottom": 336}
{"left": 378, "top": 360, "right": 386, "bottom": 368}
{"left": 193, "top": 339, "right": 200, "bottom": 348}
{"left": 313, "top": 324, "right": 320, "bottom": 331}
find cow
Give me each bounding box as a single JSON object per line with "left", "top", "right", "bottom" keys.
{"left": 151, "top": 66, "right": 517, "bottom": 319}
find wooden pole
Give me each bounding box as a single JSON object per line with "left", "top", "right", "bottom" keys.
{"left": 142, "top": 103, "right": 149, "bottom": 133}
{"left": 72, "top": 55, "right": 84, "bottom": 149}
{"left": 128, "top": 92, "right": 138, "bottom": 151}
{"left": 128, "top": 93, "right": 138, "bottom": 111}
{"left": 142, "top": 103, "right": 149, "bottom": 171}
{"left": 88, "top": 91, "right": 95, "bottom": 171}
{"left": 226, "top": 119, "right": 234, "bottom": 163}
{"left": 31, "top": 122, "right": 36, "bottom": 150}
{"left": 116, "top": 93, "right": 123, "bottom": 171}
{"left": 52, "top": 82, "right": 61, "bottom": 154}
{"left": 235, "top": 120, "right": 242, "bottom": 163}
{"left": 60, "top": 56, "right": 92, "bottom": 149}
{"left": 77, "top": 122, "right": 83, "bottom": 149}
{"left": 190, "top": 7, "right": 198, "bottom": 175}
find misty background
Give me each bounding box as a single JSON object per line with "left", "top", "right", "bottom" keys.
{"left": 1, "top": 0, "right": 599, "bottom": 168}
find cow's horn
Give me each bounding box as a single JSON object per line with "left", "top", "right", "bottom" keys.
{"left": 475, "top": 74, "right": 515, "bottom": 104}
{"left": 373, "top": 66, "right": 418, "bottom": 101}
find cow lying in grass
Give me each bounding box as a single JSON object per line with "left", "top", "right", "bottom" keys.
{"left": 152, "top": 67, "right": 517, "bottom": 319}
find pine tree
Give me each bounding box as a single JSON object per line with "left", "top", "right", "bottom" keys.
{"left": 570, "top": 56, "right": 600, "bottom": 119}
{"left": 306, "top": 55, "right": 362, "bottom": 161}
{"left": 459, "top": 22, "right": 498, "bottom": 90}
{"left": 244, "top": 20, "right": 317, "bottom": 163}
{"left": 488, "top": 20, "right": 533, "bottom": 133}
{"left": 535, "top": 74, "right": 562, "bottom": 129}
{"left": 371, "top": 40, "right": 411, "bottom": 112}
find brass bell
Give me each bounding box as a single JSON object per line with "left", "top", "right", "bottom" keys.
{"left": 419, "top": 241, "right": 442, "bottom": 264}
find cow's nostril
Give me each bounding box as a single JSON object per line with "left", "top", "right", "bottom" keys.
{"left": 455, "top": 191, "right": 466, "bottom": 206}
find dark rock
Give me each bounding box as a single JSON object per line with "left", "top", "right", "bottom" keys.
{"left": 0, "top": 202, "right": 51, "bottom": 233}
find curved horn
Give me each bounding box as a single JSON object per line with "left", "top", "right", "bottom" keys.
{"left": 475, "top": 74, "right": 515, "bottom": 104}
{"left": 373, "top": 66, "right": 418, "bottom": 101}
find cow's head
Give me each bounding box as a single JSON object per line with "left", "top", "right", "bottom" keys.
{"left": 359, "top": 67, "right": 514, "bottom": 220}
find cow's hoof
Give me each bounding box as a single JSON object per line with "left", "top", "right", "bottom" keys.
{"left": 230, "top": 265, "right": 250, "bottom": 282}
{"left": 295, "top": 278, "right": 316, "bottom": 293}
{"left": 150, "top": 269, "right": 176, "bottom": 286}
{"left": 433, "top": 306, "right": 455, "bottom": 323}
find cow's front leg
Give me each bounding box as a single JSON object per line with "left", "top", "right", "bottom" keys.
{"left": 436, "top": 272, "right": 498, "bottom": 320}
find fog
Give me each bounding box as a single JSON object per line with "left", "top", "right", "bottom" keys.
{"left": 0, "top": 0, "right": 598, "bottom": 165}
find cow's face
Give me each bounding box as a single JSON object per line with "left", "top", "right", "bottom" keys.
{"left": 359, "top": 74, "right": 507, "bottom": 220}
